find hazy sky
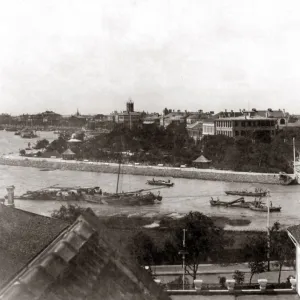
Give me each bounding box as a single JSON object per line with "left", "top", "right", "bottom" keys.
{"left": 1, "top": 0, "right": 300, "bottom": 115}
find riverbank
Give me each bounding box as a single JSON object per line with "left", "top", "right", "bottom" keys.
{"left": 0, "top": 154, "right": 288, "bottom": 184}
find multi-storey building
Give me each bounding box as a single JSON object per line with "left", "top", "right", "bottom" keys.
{"left": 115, "top": 100, "right": 142, "bottom": 128}
{"left": 242, "top": 108, "right": 289, "bottom": 129}
{"left": 160, "top": 112, "right": 187, "bottom": 128}
{"left": 202, "top": 119, "right": 215, "bottom": 136}
{"left": 186, "top": 121, "right": 203, "bottom": 142}
{"left": 215, "top": 116, "right": 277, "bottom": 139}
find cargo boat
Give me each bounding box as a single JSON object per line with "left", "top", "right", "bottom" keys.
{"left": 146, "top": 178, "right": 174, "bottom": 187}
{"left": 225, "top": 190, "right": 268, "bottom": 197}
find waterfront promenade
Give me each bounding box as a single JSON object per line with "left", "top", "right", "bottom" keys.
{"left": 0, "top": 153, "right": 285, "bottom": 184}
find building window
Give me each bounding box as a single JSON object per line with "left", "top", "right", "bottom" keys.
{"left": 235, "top": 121, "right": 238, "bottom": 126}
{"left": 235, "top": 131, "right": 239, "bottom": 136}
{"left": 241, "top": 131, "right": 245, "bottom": 136}
{"left": 280, "top": 119, "right": 285, "bottom": 125}
{"left": 241, "top": 121, "right": 245, "bottom": 127}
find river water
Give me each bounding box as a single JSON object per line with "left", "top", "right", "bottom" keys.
{"left": 1, "top": 130, "right": 300, "bottom": 229}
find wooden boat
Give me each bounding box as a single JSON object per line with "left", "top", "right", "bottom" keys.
{"left": 146, "top": 179, "right": 174, "bottom": 187}
{"left": 83, "top": 191, "right": 162, "bottom": 206}
{"left": 249, "top": 203, "right": 281, "bottom": 212}
{"left": 210, "top": 197, "right": 254, "bottom": 208}
{"left": 225, "top": 190, "right": 268, "bottom": 197}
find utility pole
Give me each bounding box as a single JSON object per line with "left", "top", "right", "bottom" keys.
{"left": 266, "top": 194, "right": 270, "bottom": 271}
{"left": 293, "top": 137, "right": 296, "bottom": 176}
{"left": 179, "top": 229, "right": 188, "bottom": 290}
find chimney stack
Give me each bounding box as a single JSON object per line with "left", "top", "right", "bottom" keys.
{"left": 6, "top": 186, "right": 15, "bottom": 207}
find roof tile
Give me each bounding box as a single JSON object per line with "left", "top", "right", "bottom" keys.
{"left": 0, "top": 282, "right": 33, "bottom": 300}
{"left": 53, "top": 241, "right": 77, "bottom": 262}
{"left": 64, "top": 231, "right": 86, "bottom": 251}
{"left": 72, "top": 220, "right": 95, "bottom": 240}
{"left": 40, "top": 253, "right": 67, "bottom": 279}
{"left": 19, "top": 266, "right": 54, "bottom": 297}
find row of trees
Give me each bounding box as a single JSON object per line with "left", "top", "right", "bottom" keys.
{"left": 129, "top": 216, "right": 295, "bottom": 285}
{"left": 51, "top": 205, "right": 295, "bottom": 285}
{"left": 201, "top": 128, "right": 300, "bottom": 173}
{"left": 32, "top": 123, "right": 300, "bottom": 173}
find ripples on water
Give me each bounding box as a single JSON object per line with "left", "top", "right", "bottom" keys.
{"left": 1, "top": 130, "right": 300, "bottom": 229}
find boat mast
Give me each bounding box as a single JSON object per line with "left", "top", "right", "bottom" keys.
{"left": 266, "top": 195, "right": 270, "bottom": 271}
{"left": 116, "top": 155, "right": 121, "bottom": 194}
{"left": 293, "top": 137, "right": 296, "bottom": 176}
{"left": 116, "top": 136, "right": 124, "bottom": 194}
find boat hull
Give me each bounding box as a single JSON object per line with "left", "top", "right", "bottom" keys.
{"left": 249, "top": 204, "right": 281, "bottom": 212}
{"left": 225, "top": 191, "right": 267, "bottom": 197}
{"left": 147, "top": 180, "right": 174, "bottom": 187}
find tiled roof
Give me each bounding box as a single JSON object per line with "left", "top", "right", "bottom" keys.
{"left": 186, "top": 121, "right": 203, "bottom": 129}
{"left": 0, "top": 210, "right": 170, "bottom": 300}
{"left": 62, "top": 149, "right": 75, "bottom": 155}
{"left": 202, "top": 118, "right": 215, "bottom": 124}
{"left": 0, "top": 204, "right": 68, "bottom": 289}
{"left": 193, "top": 155, "right": 211, "bottom": 163}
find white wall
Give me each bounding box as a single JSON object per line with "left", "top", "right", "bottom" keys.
{"left": 297, "top": 244, "right": 300, "bottom": 296}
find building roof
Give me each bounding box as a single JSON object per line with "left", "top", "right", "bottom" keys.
{"left": 0, "top": 209, "right": 170, "bottom": 300}
{"left": 257, "top": 110, "right": 286, "bottom": 118}
{"left": 202, "top": 118, "right": 215, "bottom": 124}
{"left": 0, "top": 204, "right": 68, "bottom": 289}
{"left": 187, "top": 121, "right": 203, "bottom": 130}
{"left": 164, "top": 112, "right": 186, "bottom": 118}
{"left": 67, "top": 138, "right": 83, "bottom": 143}
{"left": 193, "top": 155, "right": 211, "bottom": 163}
{"left": 62, "top": 149, "right": 76, "bottom": 155}
{"left": 187, "top": 114, "right": 200, "bottom": 120}
{"left": 117, "top": 112, "right": 142, "bottom": 116}
{"left": 217, "top": 116, "right": 276, "bottom": 121}
{"left": 214, "top": 111, "right": 243, "bottom": 118}
{"left": 287, "top": 224, "right": 300, "bottom": 245}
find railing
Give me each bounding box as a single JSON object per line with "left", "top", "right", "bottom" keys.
{"left": 164, "top": 282, "right": 292, "bottom": 291}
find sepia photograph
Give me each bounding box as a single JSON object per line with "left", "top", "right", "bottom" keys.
{"left": 0, "top": 0, "right": 300, "bottom": 299}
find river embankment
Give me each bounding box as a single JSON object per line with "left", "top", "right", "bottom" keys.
{"left": 0, "top": 154, "right": 285, "bottom": 184}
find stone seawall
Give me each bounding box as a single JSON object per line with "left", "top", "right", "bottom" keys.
{"left": 0, "top": 156, "right": 283, "bottom": 184}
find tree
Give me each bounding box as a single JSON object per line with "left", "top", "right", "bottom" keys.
{"left": 34, "top": 139, "right": 49, "bottom": 149}
{"left": 51, "top": 205, "right": 87, "bottom": 223}
{"left": 173, "top": 212, "right": 225, "bottom": 282}
{"left": 243, "top": 235, "right": 268, "bottom": 283}
{"left": 19, "top": 149, "right": 26, "bottom": 156}
{"left": 128, "top": 231, "right": 157, "bottom": 272}
{"left": 232, "top": 270, "right": 245, "bottom": 285}
{"left": 270, "top": 222, "right": 295, "bottom": 283}
{"left": 248, "top": 261, "right": 266, "bottom": 284}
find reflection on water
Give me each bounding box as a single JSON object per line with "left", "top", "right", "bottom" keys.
{"left": 1, "top": 130, "right": 300, "bottom": 229}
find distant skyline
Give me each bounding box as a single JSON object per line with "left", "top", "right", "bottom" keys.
{"left": 1, "top": 0, "right": 300, "bottom": 114}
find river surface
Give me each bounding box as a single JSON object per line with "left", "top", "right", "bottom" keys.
{"left": 1, "top": 130, "right": 300, "bottom": 229}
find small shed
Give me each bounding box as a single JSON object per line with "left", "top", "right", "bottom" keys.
{"left": 62, "top": 148, "right": 76, "bottom": 160}
{"left": 193, "top": 155, "right": 212, "bottom": 168}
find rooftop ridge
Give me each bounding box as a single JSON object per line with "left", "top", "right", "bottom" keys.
{"left": 0, "top": 217, "right": 96, "bottom": 300}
